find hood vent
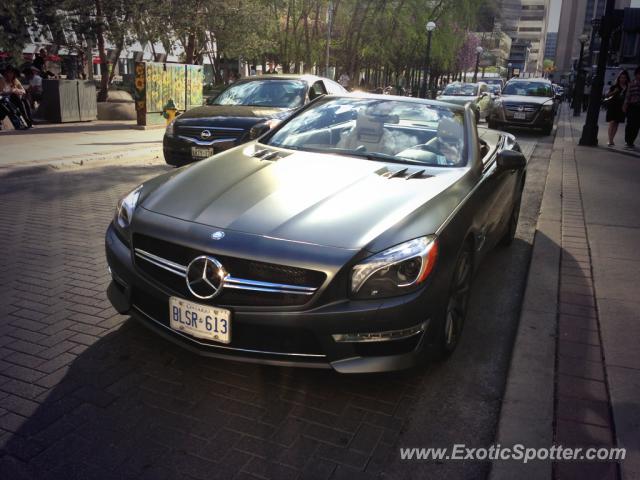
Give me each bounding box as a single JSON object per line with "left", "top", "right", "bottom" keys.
{"left": 378, "top": 167, "right": 430, "bottom": 180}
{"left": 252, "top": 149, "right": 289, "bottom": 161}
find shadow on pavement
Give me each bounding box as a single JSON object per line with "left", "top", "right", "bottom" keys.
{"left": 1, "top": 314, "right": 427, "bottom": 480}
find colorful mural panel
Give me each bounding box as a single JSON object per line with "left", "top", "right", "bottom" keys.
{"left": 135, "top": 62, "right": 204, "bottom": 126}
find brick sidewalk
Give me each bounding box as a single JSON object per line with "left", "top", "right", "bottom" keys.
{"left": 491, "top": 106, "right": 638, "bottom": 480}
{"left": 553, "top": 120, "right": 618, "bottom": 480}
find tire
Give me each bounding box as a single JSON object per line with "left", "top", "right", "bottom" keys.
{"left": 433, "top": 243, "right": 474, "bottom": 360}
{"left": 542, "top": 124, "right": 553, "bottom": 136}
{"left": 500, "top": 192, "right": 522, "bottom": 246}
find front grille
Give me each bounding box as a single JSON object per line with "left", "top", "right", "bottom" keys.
{"left": 132, "top": 234, "right": 326, "bottom": 307}
{"left": 132, "top": 290, "right": 325, "bottom": 356}
{"left": 504, "top": 103, "right": 539, "bottom": 112}
{"left": 175, "top": 125, "right": 245, "bottom": 142}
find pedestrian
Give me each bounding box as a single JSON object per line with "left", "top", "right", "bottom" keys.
{"left": 33, "top": 48, "right": 47, "bottom": 73}
{"left": 265, "top": 62, "right": 278, "bottom": 74}
{"left": 23, "top": 66, "right": 43, "bottom": 108}
{"left": 604, "top": 70, "right": 629, "bottom": 147}
{"left": 623, "top": 66, "right": 640, "bottom": 149}
{"left": 338, "top": 71, "right": 350, "bottom": 90}
{"left": 0, "top": 66, "right": 32, "bottom": 129}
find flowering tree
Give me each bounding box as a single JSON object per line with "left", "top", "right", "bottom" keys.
{"left": 455, "top": 33, "right": 481, "bottom": 73}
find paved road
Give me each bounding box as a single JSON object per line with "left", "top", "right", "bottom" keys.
{"left": 0, "top": 132, "right": 545, "bottom": 480}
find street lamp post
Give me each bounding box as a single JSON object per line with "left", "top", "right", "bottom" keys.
{"left": 580, "top": 0, "right": 616, "bottom": 146}
{"left": 572, "top": 34, "right": 588, "bottom": 117}
{"left": 420, "top": 21, "right": 436, "bottom": 98}
{"left": 473, "top": 46, "right": 483, "bottom": 82}
{"left": 507, "top": 62, "right": 513, "bottom": 79}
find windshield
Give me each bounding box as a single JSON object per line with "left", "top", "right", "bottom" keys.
{"left": 264, "top": 97, "right": 467, "bottom": 167}
{"left": 488, "top": 84, "right": 501, "bottom": 94}
{"left": 443, "top": 83, "right": 478, "bottom": 96}
{"left": 212, "top": 79, "right": 306, "bottom": 108}
{"left": 503, "top": 81, "right": 553, "bottom": 97}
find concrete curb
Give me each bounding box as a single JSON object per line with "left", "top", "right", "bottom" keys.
{"left": 0, "top": 146, "right": 164, "bottom": 179}
{"left": 489, "top": 126, "right": 563, "bottom": 480}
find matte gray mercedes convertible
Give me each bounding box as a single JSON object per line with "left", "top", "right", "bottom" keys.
{"left": 106, "top": 94, "right": 527, "bottom": 373}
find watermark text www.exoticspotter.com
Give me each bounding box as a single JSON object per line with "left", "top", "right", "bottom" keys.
{"left": 399, "top": 444, "right": 626, "bottom": 464}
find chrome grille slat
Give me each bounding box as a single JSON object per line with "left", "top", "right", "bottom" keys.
{"left": 134, "top": 248, "right": 318, "bottom": 296}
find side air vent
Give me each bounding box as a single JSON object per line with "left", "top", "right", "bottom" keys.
{"left": 252, "top": 149, "right": 290, "bottom": 161}
{"left": 378, "top": 167, "right": 430, "bottom": 180}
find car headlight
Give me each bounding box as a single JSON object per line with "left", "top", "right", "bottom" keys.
{"left": 351, "top": 236, "right": 438, "bottom": 299}
{"left": 541, "top": 104, "right": 553, "bottom": 112}
{"left": 493, "top": 98, "right": 502, "bottom": 108}
{"left": 115, "top": 185, "right": 143, "bottom": 230}
{"left": 165, "top": 120, "right": 175, "bottom": 136}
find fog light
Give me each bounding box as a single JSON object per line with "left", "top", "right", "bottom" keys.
{"left": 332, "top": 321, "right": 428, "bottom": 343}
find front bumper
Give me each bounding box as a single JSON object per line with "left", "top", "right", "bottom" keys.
{"left": 105, "top": 224, "right": 441, "bottom": 373}
{"left": 489, "top": 105, "right": 554, "bottom": 129}
{"left": 163, "top": 134, "right": 247, "bottom": 166}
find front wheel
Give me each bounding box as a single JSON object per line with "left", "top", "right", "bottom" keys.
{"left": 433, "top": 243, "right": 473, "bottom": 360}
{"left": 542, "top": 124, "right": 553, "bottom": 135}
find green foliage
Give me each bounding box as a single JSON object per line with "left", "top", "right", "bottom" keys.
{"left": 6, "top": 0, "right": 489, "bottom": 86}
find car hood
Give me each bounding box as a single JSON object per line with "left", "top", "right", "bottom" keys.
{"left": 499, "top": 95, "right": 553, "bottom": 105}
{"left": 437, "top": 95, "right": 478, "bottom": 105}
{"left": 141, "top": 146, "right": 467, "bottom": 250}
{"left": 177, "top": 105, "right": 290, "bottom": 122}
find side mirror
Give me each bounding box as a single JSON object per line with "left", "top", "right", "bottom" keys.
{"left": 497, "top": 149, "right": 526, "bottom": 171}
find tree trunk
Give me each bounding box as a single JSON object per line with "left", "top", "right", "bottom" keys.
{"left": 184, "top": 32, "right": 196, "bottom": 64}
{"left": 95, "top": 0, "right": 109, "bottom": 102}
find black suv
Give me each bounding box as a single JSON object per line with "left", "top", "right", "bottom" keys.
{"left": 488, "top": 78, "right": 555, "bottom": 135}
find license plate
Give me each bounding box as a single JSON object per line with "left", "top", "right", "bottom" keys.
{"left": 169, "top": 296, "right": 231, "bottom": 343}
{"left": 191, "top": 146, "right": 214, "bottom": 159}
{"left": 514, "top": 112, "right": 526, "bottom": 120}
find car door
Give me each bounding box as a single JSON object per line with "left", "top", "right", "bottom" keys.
{"left": 471, "top": 133, "right": 519, "bottom": 252}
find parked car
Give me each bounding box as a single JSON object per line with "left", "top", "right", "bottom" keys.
{"left": 488, "top": 78, "right": 555, "bottom": 135}
{"left": 481, "top": 77, "right": 505, "bottom": 90}
{"left": 163, "top": 74, "right": 347, "bottom": 166}
{"left": 106, "top": 94, "right": 526, "bottom": 373}
{"left": 487, "top": 84, "right": 502, "bottom": 96}
{"left": 436, "top": 82, "right": 493, "bottom": 122}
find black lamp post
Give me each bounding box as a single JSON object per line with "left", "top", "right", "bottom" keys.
{"left": 573, "top": 35, "right": 588, "bottom": 117}
{"left": 580, "top": 0, "right": 616, "bottom": 146}
{"left": 420, "top": 21, "right": 436, "bottom": 98}
{"left": 473, "top": 46, "right": 483, "bottom": 82}
{"left": 507, "top": 62, "right": 512, "bottom": 79}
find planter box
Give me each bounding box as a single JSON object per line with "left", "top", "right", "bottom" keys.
{"left": 42, "top": 80, "right": 97, "bottom": 123}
